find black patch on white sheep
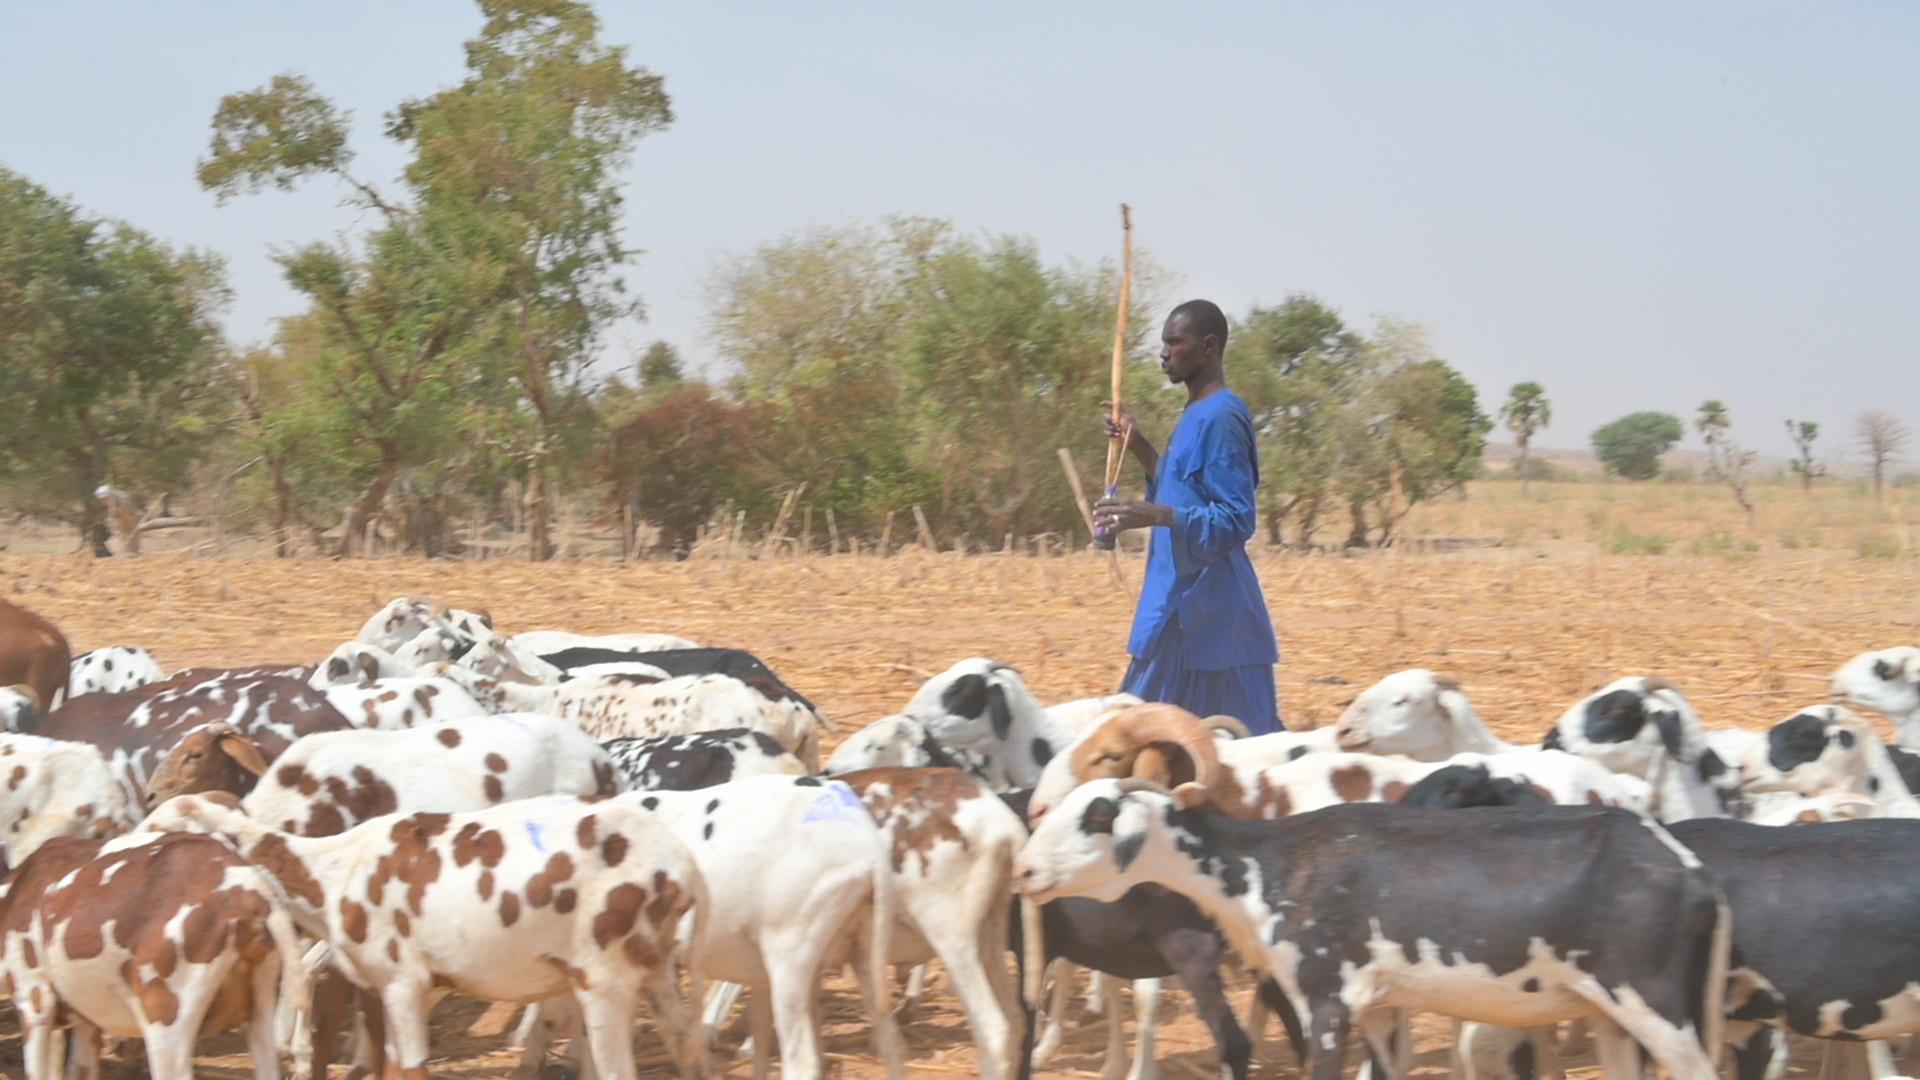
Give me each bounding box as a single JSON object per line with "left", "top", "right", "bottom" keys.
{"left": 1080, "top": 795, "right": 1118, "bottom": 835}
{"left": 1399, "top": 764, "right": 1550, "bottom": 810}
{"left": 1889, "top": 746, "right": 1920, "bottom": 795}
{"left": 1030, "top": 738, "right": 1053, "bottom": 767}
{"left": 793, "top": 776, "right": 822, "bottom": 787}
{"left": 540, "top": 646, "right": 815, "bottom": 710}
{"left": 987, "top": 684, "right": 1013, "bottom": 739}
{"left": 1581, "top": 689, "right": 1647, "bottom": 744}
{"left": 1696, "top": 749, "right": 1728, "bottom": 784}
{"left": 941, "top": 673, "right": 990, "bottom": 720}
{"left": 1766, "top": 713, "right": 1831, "bottom": 773}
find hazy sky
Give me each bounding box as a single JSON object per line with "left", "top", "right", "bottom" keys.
{"left": 5, "top": 2, "right": 1915, "bottom": 458}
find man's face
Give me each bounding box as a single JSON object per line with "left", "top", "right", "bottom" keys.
{"left": 1159, "top": 314, "right": 1212, "bottom": 385}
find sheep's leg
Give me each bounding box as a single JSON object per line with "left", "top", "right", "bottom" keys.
{"left": 1100, "top": 972, "right": 1130, "bottom": 1080}
{"left": 248, "top": 957, "right": 283, "bottom": 1080}
{"left": 574, "top": 985, "right": 641, "bottom": 1080}
{"left": 1590, "top": 1021, "right": 1642, "bottom": 1080}
{"left": 1307, "top": 999, "right": 1353, "bottom": 1080}
{"left": 1357, "top": 1009, "right": 1406, "bottom": 1080}
{"left": 378, "top": 979, "right": 434, "bottom": 1080}
{"left": 1126, "top": 977, "right": 1162, "bottom": 1080}
{"left": 1032, "top": 961, "right": 1072, "bottom": 1066}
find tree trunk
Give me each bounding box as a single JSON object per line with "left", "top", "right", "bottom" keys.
{"left": 338, "top": 453, "right": 398, "bottom": 558}
{"left": 1518, "top": 436, "right": 1532, "bottom": 496}
{"left": 526, "top": 453, "right": 552, "bottom": 562}
{"left": 1344, "top": 497, "right": 1372, "bottom": 549}
{"left": 1297, "top": 493, "right": 1325, "bottom": 551}
{"left": 1874, "top": 458, "right": 1886, "bottom": 500}
{"left": 270, "top": 454, "right": 294, "bottom": 558}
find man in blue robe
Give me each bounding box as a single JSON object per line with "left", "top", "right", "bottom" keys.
{"left": 1092, "top": 299, "right": 1282, "bottom": 734}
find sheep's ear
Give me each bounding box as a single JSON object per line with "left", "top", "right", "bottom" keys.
{"left": 217, "top": 734, "right": 270, "bottom": 777}
{"left": 1131, "top": 746, "right": 1176, "bottom": 787}
{"left": 1170, "top": 781, "right": 1212, "bottom": 811}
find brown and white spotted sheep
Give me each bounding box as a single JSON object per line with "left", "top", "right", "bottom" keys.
{"left": 26, "top": 674, "right": 353, "bottom": 805}
{"left": 425, "top": 661, "right": 825, "bottom": 771}
{"left": 142, "top": 792, "right": 707, "bottom": 1080}
{"left": 239, "top": 713, "right": 619, "bottom": 837}
{"left": 838, "top": 767, "right": 1041, "bottom": 1080}
{"left": 0, "top": 733, "right": 137, "bottom": 873}
{"left": 0, "top": 597, "right": 70, "bottom": 715}
{"left": 0, "top": 832, "right": 303, "bottom": 1080}
{"left": 318, "top": 676, "right": 488, "bottom": 731}
{"left": 520, "top": 775, "right": 906, "bottom": 1080}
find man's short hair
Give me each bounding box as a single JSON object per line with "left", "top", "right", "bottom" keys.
{"left": 1169, "top": 299, "right": 1229, "bottom": 348}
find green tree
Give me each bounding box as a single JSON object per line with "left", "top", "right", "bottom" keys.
{"left": 607, "top": 386, "right": 768, "bottom": 557}
{"left": 1338, "top": 321, "right": 1491, "bottom": 546}
{"left": 1591, "top": 412, "right": 1684, "bottom": 480}
{"left": 707, "top": 220, "right": 931, "bottom": 531}
{"left": 1499, "top": 382, "right": 1552, "bottom": 494}
{"left": 1785, "top": 419, "right": 1823, "bottom": 492}
{"left": 638, "top": 341, "right": 684, "bottom": 389}
{"left": 198, "top": 0, "right": 670, "bottom": 559}
{"left": 394, "top": 0, "right": 672, "bottom": 559}
{"left": 896, "top": 233, "right": 1160, "bottom": 539}
{"left": 1696, "top": 400, "right": 1755, "bottom": 525}
{"left": 1234, "top": 295, "right": 1369, "bottom": 546}
{"left": 0, "top": 168, "right": 228, "bottom": 550}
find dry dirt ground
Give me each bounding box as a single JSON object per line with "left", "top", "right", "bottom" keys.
{"left": 0, "top": 521, "right": 1915, "bottom": 1076}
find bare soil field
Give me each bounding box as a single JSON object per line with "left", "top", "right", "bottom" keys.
{"left": 1, "top": 482, "right": 1916, "bottom": 1077}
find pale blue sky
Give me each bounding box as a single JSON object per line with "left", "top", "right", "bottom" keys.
{"left": 4, "top": 2, "right": 1914, "bottom": 458}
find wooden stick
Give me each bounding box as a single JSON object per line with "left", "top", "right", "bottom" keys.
{"left": 912, "top": 505, "right": 937, "bottom": 550}
{"left": 1104, "top": 203, "right": 1134, "bottom": 492}
{"left": 1096, "top": 204, "right": 1134, "bottom": 553}
{"left": 1057, "top": 448, "right": 1098, "bottom": 539}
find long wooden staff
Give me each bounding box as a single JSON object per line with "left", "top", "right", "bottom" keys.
{"left": 1094, "top": 204, "right": 1133, "bottom": 549}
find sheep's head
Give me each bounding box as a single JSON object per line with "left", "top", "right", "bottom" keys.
{"left": 0, "top": 685, "right": 41, "bottom": 732}
{"left": 1014, "top": 777, "right": 1178, "bottom": 905}
{"left": 1741, "top": 705, "right": 1875, "bottom": 798}
{"left": 458, "top": 633, "right": 559, "bottom": 685}
{"left": 145, "top": 723, "right": 270, "bottom": 808}
{"left": 1026, "top": 704, "right": 1233, "bottom": 822}
{"left": 1334, "top": 669, "right": 1477, "bottom": 759}
{"left": 1830, "top": 647, "right": 1920, "bottom": 719}
{"left": 1542, "top": 676, "right": 1707, "bottom": 778}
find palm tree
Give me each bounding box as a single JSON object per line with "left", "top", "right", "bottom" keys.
{"left": 1499, "top": 383, "right": 1552, "bottom": 494}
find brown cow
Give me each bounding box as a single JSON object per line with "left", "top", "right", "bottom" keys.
{"left": 0, "top": 598, "right": 70, "bottom": 715}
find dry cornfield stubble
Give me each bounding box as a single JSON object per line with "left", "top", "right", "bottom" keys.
{"left": 1, "top": 481, "right": 1917, "bottom": 1076}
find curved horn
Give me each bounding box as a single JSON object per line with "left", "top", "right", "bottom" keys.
{"left": 1107, "top": 704, "right": 1222, "bottom": 789}
{"left": 1114, "top": 777, "right": 1172, "bottom": 795}
{"left": 1199, "top": 714, "right": 1250, "bottom": 740}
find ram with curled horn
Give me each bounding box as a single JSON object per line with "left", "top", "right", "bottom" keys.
{"left": 1027, "top": 704, "right": 1243, "bottom": 821}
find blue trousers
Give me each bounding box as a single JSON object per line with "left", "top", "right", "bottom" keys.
{"left": 1120, "top": 620, "right": 1281, "bottom": 735}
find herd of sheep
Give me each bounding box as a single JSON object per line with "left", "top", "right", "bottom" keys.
{"left": 0, "top": 592, "right": 1918, "bottom": 1080}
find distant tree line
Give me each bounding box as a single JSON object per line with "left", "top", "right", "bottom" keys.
{"left": 0, "top": 0, "right": 1907, "bottom": 558}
